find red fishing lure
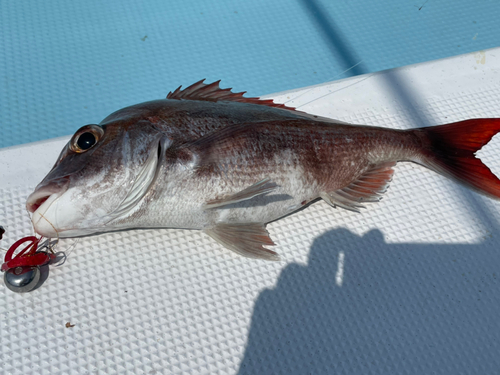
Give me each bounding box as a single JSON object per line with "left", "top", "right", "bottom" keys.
{"left": 1, "top": 235, "right": 56, "bottom": 292}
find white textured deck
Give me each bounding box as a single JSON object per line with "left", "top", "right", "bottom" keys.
{"left": 1, "top": 49, "right": 500, "bottom": 374}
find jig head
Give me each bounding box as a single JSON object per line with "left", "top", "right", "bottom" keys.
{"left": 2, "top": 236, "right": 56, "bottom": 293}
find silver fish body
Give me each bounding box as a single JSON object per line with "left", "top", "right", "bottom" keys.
{"left": 26, "top": 81, "right": 500, "bottom": 259}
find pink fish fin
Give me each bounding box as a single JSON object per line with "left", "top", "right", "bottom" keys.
{"left": 416, "top": 118, "right": 500, "bottom": 199}
{"left": 320, "top": 161, "right": 396, "bottom": 213}
{"left": 167, "top": 79, "right": 297, "bottom": 111}
{"left": 204, "top": 178, "right": 278, "bottom": 209}
{"left": 204, "top": 223, "right": 280, "bottom": 261}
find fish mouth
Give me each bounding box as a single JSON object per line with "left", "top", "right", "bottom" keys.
{"left": 26, "top": 177, "right": 70, "bottom": 214}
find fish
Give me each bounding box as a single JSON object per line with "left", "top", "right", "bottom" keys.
{"left": 26, "top": 80, "right": 500, "bottom": 260}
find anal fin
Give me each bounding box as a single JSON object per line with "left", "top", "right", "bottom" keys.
{"left": 321, "top": 162, "right": 396, "bottom": 213}
{"left": 204, "top": 178, "right": 277, "bottom": 209}
{"left": 204, "top": 223, "right": 280, "bottom": 261}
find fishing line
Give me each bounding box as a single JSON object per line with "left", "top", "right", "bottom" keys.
{"left": 37, "top": 211, "right": 60, "bottom": 251}
{"left": 295, "top": 73, "right": 375, "bottom": 110}
{"left": 283, "top": 60, "right": 364, "bottom": 108}
{"left": 36, "top": 211, "right": 79, "bottom": 266}
{"left": 37, "top": 212, "right": 58, "bottom": 238}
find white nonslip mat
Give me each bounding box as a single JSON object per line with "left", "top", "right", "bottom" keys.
{"left": 1, "top": 49, "right": 500, "bottom": 374}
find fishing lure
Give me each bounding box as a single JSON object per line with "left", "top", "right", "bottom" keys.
{"left": 1, "top": 235, "right": 56, "bottom": 293}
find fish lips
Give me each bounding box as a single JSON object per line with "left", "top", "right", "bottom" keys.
{"left": 26, "top": 177, "right": 70, "bottom": 237}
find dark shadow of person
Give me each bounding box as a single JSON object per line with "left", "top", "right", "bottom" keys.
{"left": 238, "top": 228, "right": 500, "bottom": 374}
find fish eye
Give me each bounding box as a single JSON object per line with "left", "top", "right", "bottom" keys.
{"left": 70, "top": 125, "right": 104, "bottom": 153}
{"left": 77, "top": 132, "right": 96, "bottom": 150}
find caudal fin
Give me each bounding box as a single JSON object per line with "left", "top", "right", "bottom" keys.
{"left": 417, "top": 118, "right": 500, "bottom": 199}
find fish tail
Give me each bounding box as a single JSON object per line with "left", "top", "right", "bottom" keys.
{"left": 416, "top": 118, "right": 500, "bottom": 199}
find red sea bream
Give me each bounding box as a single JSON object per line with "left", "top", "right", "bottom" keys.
{"left": 26, "top": 80, "right": 500, "bottom": 260}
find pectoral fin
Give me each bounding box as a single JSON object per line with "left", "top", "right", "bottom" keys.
{"left": 204, "top": 178, "right": 278, "bottom": 209}
{"left": 204, "top": 223, "right": 280, "bottom": 261}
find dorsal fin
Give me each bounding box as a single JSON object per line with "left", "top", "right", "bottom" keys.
{"left": 167, "top": 79, "right": 297, "bottom": 111}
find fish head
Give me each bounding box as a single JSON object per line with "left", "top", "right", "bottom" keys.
{"left": 26, "top": 119, "right": 167, "bottom": 238}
